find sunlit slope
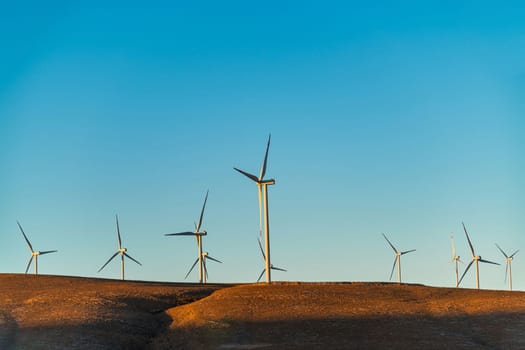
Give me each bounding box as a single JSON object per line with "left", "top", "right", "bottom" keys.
{"left": 151, "top": 282, "right": 525, "bottom": 349}
{"left": 0, "top": 274, "right": 223, "bottom": 349}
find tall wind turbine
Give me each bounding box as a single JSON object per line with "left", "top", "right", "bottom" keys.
{"left": 256, "top": 238, "right": 286, "bottom": 283}
{"left": 234, "top": 134, "right": 276, "bottom": 283}
{"left": 17, "top": 221, "right": 57, "bottom": 275}
{"left": 98, "top": 215, "right": 142, "bottom": 280}
{"left": 495, "top": 243, "right": 519, "bottom": 291}
{"left": 382, "top": 233, "right": 415, "bottom": 283}
{"left": 458, "top": 222, "right": 499, "bottom": 289}
{"left": 450, "top": 233, "right": 463, "bottom": 287}
{"left": 165, "top": 191, "right": 209, "bottom": 283}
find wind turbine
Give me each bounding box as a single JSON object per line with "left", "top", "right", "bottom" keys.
{"left": 165, "top": 191, "right": 209, "bottom": 283}
{"left": 458, "top": 222, "right": 499, "bottom": 289}
{"left": 98, "top": 215, "right": 142, "bottom": 280}
{"left": 17, "top": 221, "right": 57, "bottom": 275}
{"left": 184, "top": 251, "right": 222, "bottom": 283}
{"left": 450, "top": 233, "right": 463, "bottom": 287}
{"left": 495, "top": 243, "right": 519, "bottom": 291}
{"left": 382, "top": 233, "right": 415, "bottom": 283}
{"left": 256, "top": 238, "right": 286, "bottom": 283}
{"left": 234, "top": 134, "right": 276, "bottom": 283}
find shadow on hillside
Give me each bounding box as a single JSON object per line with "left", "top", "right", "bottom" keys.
{"left": 0, "top": 287, "right": 222, "bottom": 350}
{"left": 0, "top": 312, "right": 19, "bottom": 350}
{"left": 1, "top": 319, "right": 164, "bottom": 350}
{"left": 149, "top": 311, "right": 525, "bottom": 350}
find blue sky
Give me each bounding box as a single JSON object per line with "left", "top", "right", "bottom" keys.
{"left": 1, "top": 1, "right": 524, "bottom": 290}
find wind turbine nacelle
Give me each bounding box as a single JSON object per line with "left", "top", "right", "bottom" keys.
{"left": 261, "top": 179, "right": 276, "bottom": 185}
{"left": 474, "top": 255, "right": 481, "bottom": 260}
{"left": 32, "top": 251, "right": 40, "bottom": 256}
{"left": 119, "top": 248, "right": 127, "bottom": 253}
{"left": 198, "top": 231, "right": 207, "bottom": 236}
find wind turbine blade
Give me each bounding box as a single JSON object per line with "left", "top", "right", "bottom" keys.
{"left": 510, "top": 250, "right": 520, "bottom": 258}
{"left": 458, "top": 260, "right": 474, "bottom": 286}
{"left": 451, "top": 234, "right": 456, "bottom": 259}
{"left": 116, "top": 215, "right": 122, "bottom": 249}
{"left": 382, "top": 233, "right": 398, "bottom": 254}
{"left": 271, "top": 266, "right": 287, "bottom": 272}
{"left": 389, "top": 257, "right": 397, "bottom": 281}
{"left": 233, "top": 168, "right": 259, "bottom": 183}
{"left": 259, "top": 134, "right": 271, "bottom": 181}
{"left": 256, "top": 269, "right": 265, "bottom": 282}
{"left": 401, "top": 249, "right": 416, "bottom": 255}
{"left": 462, "top": 222, "right": 476, "bottom": 257}
{"left": 165, "top": 232, "right": 196, "bottom": 236}
{"left": 25, "top": 256, "right": 34, "bottom": 274}
{"left": 17, "top": 221, "right": 34, "bottom": 252}
{"left": 203, "top": 259, "right": 208, "bottom": 280}
{"left": 184, "top": 258, "right": 199, "bottom": 280}
{"left": 98, "top": 252, "right": 119, "bottom": 273}
{"left": 258, "top": 238, "right": 266, "bottom": 260}
{"left": 39, "top": 250, "right": 58, "bottom": 255}
{"left": 206, "top": 255, "right": 222, "bottom": 264}
{"left": 479, "top": 259, "right": 499, "bottom": 265}
{"left": 458, "top": 258, "right": 465, "bottom": 265}
{"left": 196, "top": 190, "right": 208, "bottom": 232}
{"left": 124, "top": 252, "right": 142, "bottom": 266}
{"left": 495, "top": 243, "right": 508, "bottom": 258}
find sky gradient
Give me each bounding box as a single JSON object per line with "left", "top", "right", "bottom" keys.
{"left": 1, "top": 2, "right": 525, "bottom": 290}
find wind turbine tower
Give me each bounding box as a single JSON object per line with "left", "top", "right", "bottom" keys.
{"left": 458, "top": 222, "right": 499, "bottom": 289}
{"left": 17, "top": 221, "right": 58, "bottom": 274}
{"left": 98, "top": 215, "right": 142, "bottom": 280}
{"left": 382, "top": 233, "right": 416, "bottom": 284}
{"left": 450, "top": 233, "right": 463, "bottom": 287}
{"left": 234, "top": 134, "right": 276, "bottom": 283}
{"left": 495, "top": 243, "right": 519, "bottom": 291}
{"left": 165, "top": 191, "right": 210, "bottom": 283}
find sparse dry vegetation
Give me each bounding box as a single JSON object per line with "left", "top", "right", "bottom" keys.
{"left": 0, "top": 274, "right": 223, "bottom": 349}
{"left": 3, "top": 275, "right": 525, "bottom": 349}
{"left": 150, "top": 282, "right": 525, "bottom": 350}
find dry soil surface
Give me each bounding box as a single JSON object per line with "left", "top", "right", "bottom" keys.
{"left": 0, "top": 274, "right": 223, "bottom": 349}
{"left": 150, "top": 282, "right": 525, "bottom": 350}
{"left": 3, "top": 276, "right": 525, "bottom": 349}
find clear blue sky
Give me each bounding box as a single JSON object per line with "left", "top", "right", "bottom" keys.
{"left": 1, "top": 1, "right": 524, "bottom": 290}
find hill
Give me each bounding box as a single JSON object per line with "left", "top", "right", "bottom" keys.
{"left": 150, "top": 282, "right": 525, "bottom": 349}
{"left": 0, "top": 274, "right": 224, "bottom": 349}
{"left": 3, "top": 275, "right": 525, "bottom": 349}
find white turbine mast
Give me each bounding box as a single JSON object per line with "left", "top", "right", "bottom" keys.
{"left": 234, "top": 134, "right": 276, "bottom": 284}
{"left": 495, "top": 243, "right": 519, "bottom": 291}
{"left": 98, "top": 215, "right": 142, "bottom": 280}
{"left": 17, "top": 221, "right": 58, "bottom": 275}
{"left": 457, "top": 222, "right": 499, "bottom": 289}
{"left": 382, "top": 233, "right": 415, "bottom": 284}
{"left": 450, "top": 233, "right": 464, "bottom": 287}
{"left": 165, "top": 191, "right": 213, "bottom": 284}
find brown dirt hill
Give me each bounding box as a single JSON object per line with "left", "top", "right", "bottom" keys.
{"left": 150, "top": 282, "right": 525, "bottom": 350}
{"left": 0, "top": 274, "right": 225, "bottom": 349}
